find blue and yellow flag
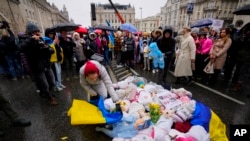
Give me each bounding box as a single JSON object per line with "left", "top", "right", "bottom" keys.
{"left": 68, "top": 96, "right": 122, "bottom": 125}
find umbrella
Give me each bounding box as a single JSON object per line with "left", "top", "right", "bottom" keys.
{"left": 191, "top": 18, "right": 213, "bottom": 28}
{"left": 120, "top": 23, "right": 137, "bottom": 33}
{"left": 51, "top": 22, "right": 81, "bottom": 32}
{"left": 75, "top": 26, "right": 88, "bottom": 34}
{"left": 94, "top": 29, "right": 102, "bottom": 34}
{"left": 233, "top": 4, "right": 250, "bottom": 15}
{"left": 94, "top": 24, "right": 114, "bottom": 31}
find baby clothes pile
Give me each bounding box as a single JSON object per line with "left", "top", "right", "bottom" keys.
{"left": 96, "top": 76, "right": 228, "bottom": 141}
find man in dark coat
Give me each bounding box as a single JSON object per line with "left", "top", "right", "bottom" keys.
{"left": 20, "top": 23, "right": 57, "bottom": 105}
{"left": 157, "top": 27, "right": 175, "bottom": 84}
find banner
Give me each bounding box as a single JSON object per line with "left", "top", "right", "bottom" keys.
{"left": 187, "top": 3, "right": 194, "bottom": 14}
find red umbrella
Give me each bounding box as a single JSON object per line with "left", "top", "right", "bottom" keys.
{"left": 75, "top": 26, "right": 88, "bottom": 34}
{"left": 94, "top": 29, "right": 102, "bottom": 34}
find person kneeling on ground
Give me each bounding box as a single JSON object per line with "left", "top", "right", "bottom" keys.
{"left": 80, "top": 60, "right": 119, "bottom": 103}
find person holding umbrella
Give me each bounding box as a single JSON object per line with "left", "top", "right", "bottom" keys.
{"left": 59, "top": 29, "right": 76, "bottom": 81}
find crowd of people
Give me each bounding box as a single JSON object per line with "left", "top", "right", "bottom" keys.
{"left": 0, "top": 19, "right": 250, "bottom": 137}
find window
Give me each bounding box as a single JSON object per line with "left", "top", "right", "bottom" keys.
{"left": 25, "top": 9, "right": 28, "bottom": 17}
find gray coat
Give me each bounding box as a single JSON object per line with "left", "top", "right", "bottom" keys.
{"left": 80, "top": 60, "right": 119, "bottom": 102}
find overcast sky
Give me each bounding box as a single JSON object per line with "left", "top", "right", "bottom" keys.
{"left": 46, "top": 0, "right": 167, "bottom": 26}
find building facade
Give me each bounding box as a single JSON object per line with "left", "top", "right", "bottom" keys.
{"left": 233, "top": 0, "right": 250, "bottom": 29}
{"left": 135, "top": 14, "right": 160, "bottom": 32}
{"left": 159, "top": 0, "right": 180, "bottom": 32}
{"left": 0, "top": 0, "right": 69, "bottom": 35}
{"left": 91, "top": 3, "right": 135, "bottom": 29}
{"left": 178, "top": 0, "right": 238, "bottom": 29}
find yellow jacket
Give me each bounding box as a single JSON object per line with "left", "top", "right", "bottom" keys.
{"left": 50, "top": 43, "right": 64, "bottom": 64}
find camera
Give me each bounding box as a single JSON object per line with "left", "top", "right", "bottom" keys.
{"left": 0, "top": 21, "right": 9, "bottom": 29}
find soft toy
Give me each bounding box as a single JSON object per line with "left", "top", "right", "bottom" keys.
{"left": 172, "top": 100, "right": 196, "bottom": 123}
{"left": 166, "top": 125, "right": 210, "bottom": 141}
{"left": 104, "top": 98, "right": 116, "bottom": 112}
{"left": 120, "top": 99, "right": 131, "bottom": 113}
{"left": 131, "top": 76, "right": 147, "bottom": 88}
{"left": 171, "top": 88, "right": 192, "bottom": 98}
{"left": 153, "top": 115, "right": 174, "bottom": 141}
{"left": 137, "top": 89, "right": 153, "bottom": 110}
{"left": 128, "top": 102, "right": 145, "bottom": 119}
{"left": 115, "top": 83, "right": 137, "bottom": 100}
{"left": 134, "top": 109, "right": 151, "bottom": 130}
{"left": 148, "top": 42, "right": 165, "bottom": 70}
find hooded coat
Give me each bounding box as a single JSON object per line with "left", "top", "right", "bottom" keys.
{"left": 79, "top": 60, "right": 119, "bottom": 102}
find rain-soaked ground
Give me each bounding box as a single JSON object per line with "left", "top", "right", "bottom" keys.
{"left": 0, "top": 64, "right": 249, "bottom": 141}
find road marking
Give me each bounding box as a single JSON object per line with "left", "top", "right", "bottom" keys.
{"left": 168, "top": 71, "right": 245, "bottom": 105}
{"left": 193, "top": 82, "right": 245, "bottom": 105}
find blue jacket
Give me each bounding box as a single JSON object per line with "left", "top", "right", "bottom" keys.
{"left": 148, "top": 42, "right": 165, "bottom": 69}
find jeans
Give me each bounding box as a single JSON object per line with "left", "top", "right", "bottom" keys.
{"left": 52, "top": 62, "right": 62, "bottom": 88}
{"left": 5, "top": 55, "right": 24, "bottom": 78}
{"left": 103, "top": 49, "right": 109, "bottom": 65}
{"left": 116, "top": 52, "right": 122, "bottom": 65}
{"left": 34, "top": 68, "right": 55, "bottom": 98}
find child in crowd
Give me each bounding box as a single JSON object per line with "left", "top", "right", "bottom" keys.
{"left": 142, "top": 40, "right": 150, "bottom": 71}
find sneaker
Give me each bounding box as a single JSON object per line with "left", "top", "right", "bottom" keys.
{"left": 53, "top": 87, "right": 63, "bottom": 92}
{"left": 152, "top": 70, "right": 156, "bottom": 74}
{"left": 12, "top": 77, "right": 17, "bottom": 80}
{"left": 143, "top": 68, "right": 146, "bottom": 70}
{"left": 73, "top": 75, "right": 78, "bottom": 79}
{"left": 60, "top": 84, "right": 66, "bottom": 89}
{"left": 116, "top": 65, "right": 123, "bottom": 68}
{"left": 156, "top": 69, "right": 159, "bottom": 73}
{"left": 12, "top": 118, "right": 31, "bottom": 127}
{"left": 49, "top": 97, "right": 58, "bottom": 105}
{"left": 36, "top": 90, "right": 40, "bottom": 93}
{"left": 66, "top": 77, "right": 71, "bottom": 81}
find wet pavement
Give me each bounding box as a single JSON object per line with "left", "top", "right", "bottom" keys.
{"left": 0, "top": 63, "right": 249, "bottom": 141}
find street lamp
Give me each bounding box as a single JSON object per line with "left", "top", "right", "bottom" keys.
{"left": 140, "top": 7, "right": 142, "bottom": 31}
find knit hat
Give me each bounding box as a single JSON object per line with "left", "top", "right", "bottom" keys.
{"left": 84, "top": 61, "right": 99, "bottom": 76}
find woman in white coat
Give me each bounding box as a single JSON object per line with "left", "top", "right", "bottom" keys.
{"left": 174, "top": 27, "right": 196, "bottom": 84}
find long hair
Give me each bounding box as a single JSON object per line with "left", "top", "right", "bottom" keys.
{"left": 216, "top": 28, "right": 230, "bottom": 44}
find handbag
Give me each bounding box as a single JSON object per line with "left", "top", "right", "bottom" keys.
{"left": 203, "top": 61, "right": 214, "bottom": 74}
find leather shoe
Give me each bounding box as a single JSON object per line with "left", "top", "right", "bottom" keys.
{"left": 12, "top": 118, "right": 31, "bottom": 127}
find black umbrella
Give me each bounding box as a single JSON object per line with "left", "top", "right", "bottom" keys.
{"left": 94, "top": 24, "right": 114, "bottom": 31}
{"left": 51, "top": 22, "right": 81, "bottom": 32}
{"left": 191, "top": 18, "right": 213, "bottom": 28}
{"left": 233, "top": 4, "right": 250, "bottom": 15}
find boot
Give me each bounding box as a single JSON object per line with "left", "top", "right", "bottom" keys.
{"left": 174, "top": 77, "right": 181, "bottom": 84}
{"left": 229, "top": 81, "right": 242, "bottom": 91}
{"left": 49, "top": 97, "right": 58, "bottom": 105}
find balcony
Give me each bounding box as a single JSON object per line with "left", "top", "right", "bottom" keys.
{"left": 194, "top": 0, "right": 206, "bottom": 3}
{"left": 203, "top": 6, "right": 219, "bottom": 11}
{"left": 180, "top": 2, "right": 187, "bottom": 8}
{"left": 219, "top": 15, "right": 234, "bottom": 21}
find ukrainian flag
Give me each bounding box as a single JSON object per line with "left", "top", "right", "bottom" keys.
{"left": 67, "top": 96, "right": 122, "bottom": 125}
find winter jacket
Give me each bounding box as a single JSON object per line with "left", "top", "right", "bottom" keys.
{"left": 59, "top": 36, "right": 76, "bottom": 58}
{"left": 124, "top": 37, "right": 135, "bottom": 51}
{"left": 174, "top": 33, "right": 196, "bottom": 77}
{"left": 73, "top": 39, "right": 86, "bottom": 62}
{"left": 198, "top": 38, "right": 213, "bottom": 55}
{"left": 157, "top": 28, "right": 176, "bottom": 56}
{"left": 209, "top": 38, "right": 232, "bottom": 69}
{"left": 50, "top": 43, "right": 63, "bottom": 63}
{"left": 114, "top": 36, "right": 122, "bottom": 53}
{"left": 20, "top": 36, "right": 54, "bottom": 73}
{"left": 79, "top": 60, "right": 119, "bottom": 102}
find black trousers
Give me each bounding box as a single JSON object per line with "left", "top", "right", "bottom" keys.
{"left": 0, "top": 90, "right": 18, "bottom": 121}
